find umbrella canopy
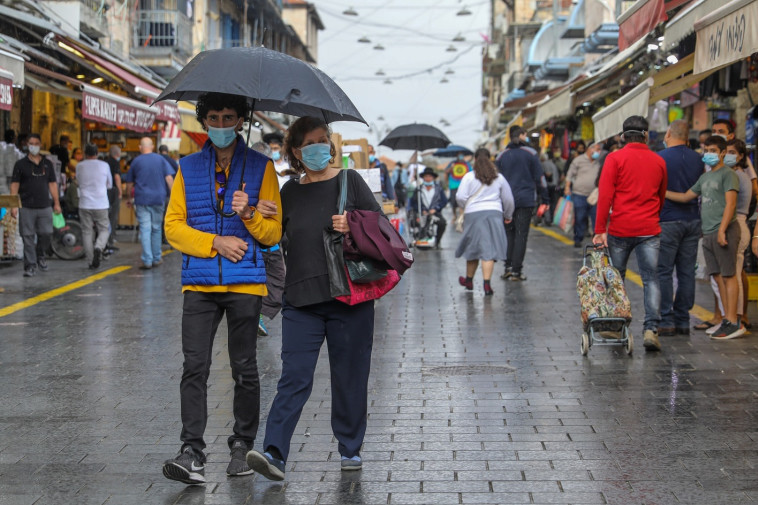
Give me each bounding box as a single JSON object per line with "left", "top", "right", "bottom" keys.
{"left": 433, "top": 144, "right": 473, "bottom": 157}
{"left": 379, "top": 123, "right": 451, "bottom": 151}
{"left": 155, "top": 46, "right": 366, "bottom": 124}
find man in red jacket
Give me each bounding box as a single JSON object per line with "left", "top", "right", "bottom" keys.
{"left": 593, "top": 116, "right": 668, "bottom": 352}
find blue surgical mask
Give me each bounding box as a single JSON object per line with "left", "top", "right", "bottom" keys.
{"left": 703, "top": 153, "right": 720, "bottom": 167}
{"left": 423, "top": 180, "right": 434, "bottom": 187}
{"left": 724, "top": 154, "right": 738, "bottom": 167}
{"left": 591, "top": 152, "right": 600, "bottom": 160}
{"left": 299, "top": 143, "right": 332, "bottom": 171}
{"left": 369, "top": 154, "right": 377, "bottom": 163}
{"left": 207, "top": 125, "right": 238, "bottom": 148}
{"left": 272, "top": 150, "right": 281, "bottom": 161}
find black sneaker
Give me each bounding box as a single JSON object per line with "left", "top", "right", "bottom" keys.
{"left": 92, "top": 248, "right": 102, "bottom": 269}
{"left": 246, "top": 450, "right": 285, "bottom": 481}
{"left": 163, "top": 446, "right": 206, "bottom": 485}
{"left": 500, "top": 267, "right": 513, "bottom": 280}
{"left": 227, "top": 440, "right": 253, "bottom": 476}
{"left": 37, "top": 256, "right": 48, "bottom": 271}
{"left": 23, "top": 266, "right": 35, "bottom": 277}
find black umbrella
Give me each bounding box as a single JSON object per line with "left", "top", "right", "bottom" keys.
{"left": 433, "top": 144, "right": 473, "bottom": 157}
{"left": 155, "top": 46, "right": 366, "bottom": 216}
{"left": 379, "top": 123, "right": 451, "bottom": 151}
{"left": 155, "top": 46, "right": 366, "bottom": 124}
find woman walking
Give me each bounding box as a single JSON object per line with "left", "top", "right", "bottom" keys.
{"left": 456, "top": 148, "right": 515, "bottom": 295}
{"left": 246, "top": 116, "right": 382, "bottom": 480}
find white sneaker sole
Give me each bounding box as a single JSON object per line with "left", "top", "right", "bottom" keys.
{"left": 162, "top": 462, "right": 206, "bottom": 485}
{"left": 246, "top": 451, "right": 285, "bottom": 481}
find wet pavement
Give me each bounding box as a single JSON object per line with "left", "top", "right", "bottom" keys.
{"left": 1, "top": 220, "right": 757, "bottom": 505}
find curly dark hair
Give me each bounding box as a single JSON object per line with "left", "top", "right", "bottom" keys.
{"left": 195, "top": 93, "right": 250, "bottom": 128}
{"left": 473, "top": 148, "right": 497, "bottom": 185}
{"left": 284, "top": 116, "right": 336, "bottom": 173}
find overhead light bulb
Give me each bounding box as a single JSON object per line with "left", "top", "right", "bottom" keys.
{"left": 446, "top": 45, "right": 458, "bottom": 52}
{"left": 378, "top": 115, "right": 385, "bottom": 121}
{"left": 452, "top": 33, "right": 465, "bottom": 42}
{"left": 343, "top": 6, "right": 358, "bottom": 16}
{"left": 440, "top": 77, "right": 449, "bottom": 83}
{"left": 358, "top": 36, "right": 371, "bottom": 43}
{"left": 666, "top": 54, "right": 678, "bottom": 64}
{"left": 383, "top": 79, "right": 392, "bottom": 85}
{"left": 375, "top": 69, "right": 385, "bottom": 76}
{"left": 373, "top": 44, "right": 385, "bottom": 50}
{"left": 76, "top": 74, "right": 86, "bottom": 79}
{"left": 91, "top": 77, "right": 104, "bottom": 84}
{"left": 647, "top": 43, "right": 659, "bottom": 51}
{"left": 457, "top": 6, "right": 472, "bottom": 15}
{"left": 445, "top": 69, "right": 454, "bottom": 75}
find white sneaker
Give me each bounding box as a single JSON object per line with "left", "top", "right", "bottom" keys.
{"left": 705, "top": 322, "right": 723, "bottom": 335}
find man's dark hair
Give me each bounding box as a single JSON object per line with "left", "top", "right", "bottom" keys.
{"left": 59, "top": 135, "right": 70, "bottom": 144}
{"left": 16, "top": 133, "right": 28, "bottom": 144}
{"left": 158, "top": 144, "right": 169, "bottom": 154}
{"left": 29, "top": 133, "right": 41, "bottom": 141}
{"left": 622, "top": 115, "right": 648, "bottom": 143}
{"left": 196, "top": 92, "right": 250, "bottom": 125}
{"left": 4, "top": 129, "right": 15, "bottom": 143}
{"left": 712, "top": 119, "right": 734, "bottom": 134}
{"left": 703, "top": 135, "right": 726, "bottom": 152}
{"left": 84, "top": 143, "right": 99, "bottom": 157}
{"left": 262, "top": 132, "right": 284, "bottom": 146}
{"left": 509, "top": 125, "right": 524, "bottom": 139}
{"left": 698, "top": 129, "right": 711, "bottom": 137}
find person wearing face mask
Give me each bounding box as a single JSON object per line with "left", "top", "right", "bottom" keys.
{"left": 162, "top": 92, "right": 282, "bottom": 485}
{"left": 495, "top": 125, "right": 549, "bottom": 281}
{"left": 444, "top": 152, "right": 472, "bottom": 221}
{"left": 245, "top": 116, "right": 381, "bottom": 481}
{"left": 726, "top": 139, "right": 754, "bottom": 330}
{"left": 9, "top": 134, "right": 62, "bottom": 277}
{"left": 368, "top": 144, "right": 395, "bottom": 202}
{"left": 564, "top": 142, "right": 601, "bottom": 248}
{"left": 594, "top": 116, "right": 668, "bottom": 352}
{"left": 409, "top": 167, "right": 449, "bottom": 248}
{"left": 263, "top": 132, "right": 296, "bottom": 189}
{"left": 656, "top": 120, "right": 704, "bottom": 337}
{"left": 666, "top": 136, "right": 744, "bottom": 341}
{"left": 123, "top": 137, "right": 175, "bottom": 269}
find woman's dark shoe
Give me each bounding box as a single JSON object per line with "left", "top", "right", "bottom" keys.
{"left": 458, "top": 276, "right": 473, "bottom": 290}
{"left": 483, "top": 282, "right": 494, "bottom": 296}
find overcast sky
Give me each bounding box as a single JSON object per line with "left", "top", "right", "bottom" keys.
{"left": 314, "top": 0, "right": 490, "bottom": 163}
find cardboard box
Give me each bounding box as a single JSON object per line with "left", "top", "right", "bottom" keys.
{"left": 748, "top": 274, "right": 758, "bottom": 301}
{"left": 118, "top": 200, "right": 136, "bottom": 227}
{"left": 343, "top": 139, "right": 370, "bottom": 168}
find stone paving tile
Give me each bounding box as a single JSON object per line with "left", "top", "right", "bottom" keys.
{"left": 2, "top": 223, "right": 758, "bottom": 504}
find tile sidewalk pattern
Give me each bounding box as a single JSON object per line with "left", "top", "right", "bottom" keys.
{"left": 0, "top": 227, "right": 757, "bottom": 504}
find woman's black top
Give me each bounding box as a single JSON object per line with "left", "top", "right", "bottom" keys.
{"left": 281, "top": 169, "right": 381, "bottom": 307}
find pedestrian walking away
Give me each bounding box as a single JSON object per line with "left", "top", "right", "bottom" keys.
{"left": 75, "top": 144, "right": 112, "bottom": 269}
{"left": 246, "top": 116, "right": 381, "bottom": 481}
{"left": 123, "top": 137, "right": 174, "bottom": 269}
{"left": 163, "top": 92, "right": 282, "bottom": 485}
{"left": 564, "top": 141, "right": 601, "bottom": 248}
{"left": 104, "top": 145, "right": 123, "bottom": 253}
{"left": 455, "top": 148, "right": 514, "bottom": 295}
{"left": 656, "top": 120, "right": 703, "bottom": 337}
{"left": 496, "top": 125, "right": 548, "bottom": 281}
{"left": 9, "top": 134, "right": 61, "bottom": 277}
{"left": 593, "top": 116, "right": 667, "bottom": 352}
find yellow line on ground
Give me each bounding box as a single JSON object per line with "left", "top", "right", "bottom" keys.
{"left": 0, "top": 266, "right": 132, "bottom": 318}
{"left": 532, "top": 225, "right": 714, "bottom": 322}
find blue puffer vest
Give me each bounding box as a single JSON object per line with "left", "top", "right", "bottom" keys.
{"left": 180, "top": 137, "right": 268, "bottom": 286}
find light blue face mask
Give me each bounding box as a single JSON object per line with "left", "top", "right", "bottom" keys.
{"left": 272, "top": 150, "right": 281, "bottom": 161}
{"left": 300, "top": 143, "right": 332, "bottom": 171}
{"left": 723, "top": 154, "right": 738, "bottom": 167}
{"left": 591, "top": 152, "right": 600, "bottom": 160}
{"left": 703, "top": 152, "right": 720, "bottom": 167}
{"left": 369, "top": 154, "right": 377, "bottom": 163}
{"left": 207, "top": 125, "right": 238, "bottom": 148}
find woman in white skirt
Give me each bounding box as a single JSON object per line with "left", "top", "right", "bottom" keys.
{"left": 456, "top": 148, "right": 515, "bottom": 295}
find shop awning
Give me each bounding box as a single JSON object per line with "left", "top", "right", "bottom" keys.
{"left": 24, "top": 73, "right": 82, "bottom": 100}
{"left": 185, "top": 131, "right": 209, "bottom": 148}
{"left": 662, "top": 0, "right": 717, "bottom": 51}
{"left": 0, "top": 67, "right": 13, "bottom": 111}
{"left": 591, "top": 78, "right": 653, "bottom": 142}
{"left": 694, "top": 0, "right": 758, "bottom": 75}
{"left": 134, "top": 86, "right": 182, "bottom": 123}
{"left": 534, "top": 88, "right": 574, "bottom": 128}
{"left": 0, "top": 48, "right": 24, "bottom": 88}
{"left": 617, "top": 0, "right": 667, "bottom": 51}
{"left": 81, "top": 84, "right": 156, "bottom": 132}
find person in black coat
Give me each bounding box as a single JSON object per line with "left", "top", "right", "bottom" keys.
{"left": 410, "top": 167, "right": 448, "bottom": 247}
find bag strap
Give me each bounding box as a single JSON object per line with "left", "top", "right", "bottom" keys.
{"left": 462, "top": 181, "right": 487, "bottom": 212}
{"left": 338, "top": 169, "right": 348, "bottom": 214}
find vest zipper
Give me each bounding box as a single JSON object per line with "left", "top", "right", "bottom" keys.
{"left": 218, "top": 213, "right": 224, "bottom": 284}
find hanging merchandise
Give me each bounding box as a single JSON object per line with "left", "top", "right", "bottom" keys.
{"left": 580, "top": 116, "right": 594, "bottom": 142}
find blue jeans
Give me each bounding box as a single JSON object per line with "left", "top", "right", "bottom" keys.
{"left": 135, "top": 204, "right": 164, "bottom": 265}
{"left": 572, "top": 194, "right": 596, "bottom": 244}
{"left": 608, "top": 234, "right": 661, "bottom": 331}
{"left": 658, "top": 220, "right": 701, "bottom": 328}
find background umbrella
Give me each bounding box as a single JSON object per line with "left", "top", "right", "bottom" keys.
{"left": 155, "top": 46, "right": 366, "bottom": 216}
{"left": 379, "top": 123, "right": 451, "bottom": 151}
{"left": 433, "top": 144, "right": 473, "bottom": 157}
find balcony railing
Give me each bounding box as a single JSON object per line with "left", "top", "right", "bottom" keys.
{"left": 132, "top": 10, "right": 192, "bottom": 57}
{"left": 205, "top": 39, "right": 248, "bottom": 50}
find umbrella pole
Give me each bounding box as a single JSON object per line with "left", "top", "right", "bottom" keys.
{"left": 222, "top": 102, "right": 256, "bottom": 218}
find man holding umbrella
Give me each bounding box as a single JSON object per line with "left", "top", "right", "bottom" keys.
{"left": 163, "top": 92, "right": 282, "bottom": 484}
